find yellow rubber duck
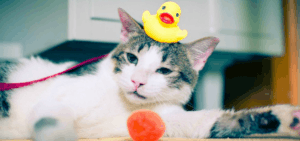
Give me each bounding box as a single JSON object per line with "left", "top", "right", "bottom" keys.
{"left": 142, "top": 1, "right": 188, "bottom": 43}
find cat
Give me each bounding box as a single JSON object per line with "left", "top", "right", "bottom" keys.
{"left": 0, "top": 8, "right": 299, "bottom": 141}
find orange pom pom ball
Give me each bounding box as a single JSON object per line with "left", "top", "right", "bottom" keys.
{"left": 127, "top": 109, "right": 166, "bottom": 141}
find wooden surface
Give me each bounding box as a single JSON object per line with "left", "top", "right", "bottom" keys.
{"left": 285, "top": 0, "right": 299, "bottom": 105}
{"left": 0, "top": 138, "right": 299, "bottom": 141}
{"left": 0, "top": 139, "right": 298, "bottom": 141}
{"left": 272, "top": 0, "right": 299, "bottom": 105}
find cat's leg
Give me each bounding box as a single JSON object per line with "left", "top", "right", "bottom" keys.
{"left": 210, "top": 104, "right": 300, "bottom": 138}
{"left": 29, "top": 100, "right": 77, "bottom": 141}
{"left": 159, "top": 108, "right": 225, "bottom": 138}
{"left": 77, "top": 113, "right": 130, "bottom": 138}
{"left": 159, "top": 105, "right": 300, "bottom": 138}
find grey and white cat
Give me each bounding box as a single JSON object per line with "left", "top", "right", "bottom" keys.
{"left": 0, "top": 8, "right": 300, "bottom": 141}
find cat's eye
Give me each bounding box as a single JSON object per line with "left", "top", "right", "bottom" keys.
{"left": 126, "top": 53, "right": 138, "bottom": 65}
{"left": 162, "top": 6, "right": 166, "bottom": 10}
{"left": 156, "top": 67, "right": 172, "bottom": 75}
{"left": 176, "top": 13, "right": 179, "bottom": 17}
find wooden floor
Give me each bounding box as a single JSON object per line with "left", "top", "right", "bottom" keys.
{"left": 0, "top": 137, "right": 299, "bottom": 141}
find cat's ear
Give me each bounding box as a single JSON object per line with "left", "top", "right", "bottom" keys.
{"left": 186, "top": 37, "right": 219, "bottom": 71}
{"left": 118, "top": 8, "right": 143, "bottom": 43}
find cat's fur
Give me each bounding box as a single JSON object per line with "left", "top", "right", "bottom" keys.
{"left": 0, "top": 8, "right": 300, "bottom": 140}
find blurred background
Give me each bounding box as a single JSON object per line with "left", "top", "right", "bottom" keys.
{"left": 0, "top": 0, "right": 299, "bottom": 111}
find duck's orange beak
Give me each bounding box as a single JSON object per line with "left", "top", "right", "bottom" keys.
{"left": 159, "top": 13, "right": 174, "bottom": 24}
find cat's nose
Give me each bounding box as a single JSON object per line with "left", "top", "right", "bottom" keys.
{"left": 131, "top": 80, "right": 145, "bottom": 90}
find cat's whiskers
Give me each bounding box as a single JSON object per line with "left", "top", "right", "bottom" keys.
{"left": 117, "top": 77, "right": 132, "bottom": 90}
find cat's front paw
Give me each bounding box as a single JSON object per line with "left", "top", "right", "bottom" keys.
{"left": 289, "top": 110, "right": 300, "bottom": 135}
{"left": 210, "top": 110, "right": 281, "bottom": 138}
{"left": 210, "top": 105, "right": 300, "bottom": 138}
{"left": 269, "top": 105, "right": 300, "bottom": 136}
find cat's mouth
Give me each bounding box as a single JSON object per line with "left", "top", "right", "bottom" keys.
{"left": 130, "top": 91, "right": 147, "bottom": 99}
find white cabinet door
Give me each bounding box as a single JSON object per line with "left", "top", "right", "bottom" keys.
{"left": 215, "top": 0, "right": 284, "bottom": 56}
{"left": 69, "top": 0, "right": 284, "bottom": 56}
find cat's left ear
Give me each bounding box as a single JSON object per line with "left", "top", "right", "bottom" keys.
{"left": 118, "top": 8, "right": 143, "bottom": 43}
{"left": 186, "top": 37, "right": 219, "bottom": 71}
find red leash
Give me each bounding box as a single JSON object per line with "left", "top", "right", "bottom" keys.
{"left": 0, "top": 54, "right": 108, "bottom": 91}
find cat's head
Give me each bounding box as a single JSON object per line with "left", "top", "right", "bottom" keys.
{"left": 111, "top": 8, "right": 219, "bottom": 105}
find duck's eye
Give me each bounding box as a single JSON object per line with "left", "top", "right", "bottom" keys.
{"left": 176, "top": 13, "right": 179, "bottom": 17}
{"left": 162, "top": 6, "right": 166, "bottom": 10}
{"left": 126, "top": 53, "right": 138, "bottom": 65}
{"left": 156, "top": 67, "right": 172, "bottom": 75}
